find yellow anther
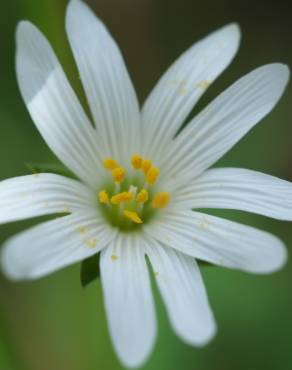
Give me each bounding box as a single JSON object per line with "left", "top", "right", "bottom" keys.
{"left": 103, "top": 158, "right": 118, "bottom": 170}
{"left": 111, "top": 191, "right": 132, "bottom": 205}
{"left": 131, "top": 154, "right": 143, "bottom": 169}
{"left": 112, "top": 167, "right": 125, "bottom": 183}
{"left": 136, "top": 189, "right": 149, "bottom": 203}
{"left": 141, "top": 159, "right": 152, "bottom": 174}
{"left": 123, "top": 210, "right": 143, "bottom": 224}
{"left": 152, "top": 192, "right": 170, "bottom": 209}
{"left": 99, "top": 190, "right": 109, "bottom": 204}
{"left": 146, "top": 167, "right": 160, "bottom": 185}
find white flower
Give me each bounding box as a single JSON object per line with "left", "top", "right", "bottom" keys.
{"left": 0, "top": 0, "right": 290, "bottom": 367}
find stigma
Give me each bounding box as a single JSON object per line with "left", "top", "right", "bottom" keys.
{"left": 99, "top": 154, "right": 170, "bottom": 228}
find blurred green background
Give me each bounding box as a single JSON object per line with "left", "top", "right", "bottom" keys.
{"left": 1, "top": 0, "right": 292, "bottom": 369}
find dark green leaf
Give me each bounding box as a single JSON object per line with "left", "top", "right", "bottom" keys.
{"left": 80, "top": 253, "right": 100, "bottom": 288}
{"left": 25, "top": 162, "right": 77, "bottom": 179}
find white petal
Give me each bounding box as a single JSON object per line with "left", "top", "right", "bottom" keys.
{"left": 1, "top": 210, "right": 116, "bottom": 280}
{"left": 66, "top": 0, "right": 141, "bottom": 162}
{"left": 16, "top": 21, "right": 104, "bottom": 187}
{"left": 162, "top": 64, "right": 290, "bottom": 182}
{"left": 144, "top": 238, "right": 216, "bottom": 346}
{"left": 172, "top": 167, "right": 292, "bottom": 220}
{"left": 144, "top": 211, "right": 287, "bottom": 274}
{"left": 100, "top": 234, "right": 156, "bottom": 368}
{"left": 0, "top": 173, "right": 95, "bottom": 225}
{"left": 142, "top": 23, "right": 240, "bottom": 163}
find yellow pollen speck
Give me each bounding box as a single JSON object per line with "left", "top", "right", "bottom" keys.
{"left": 99, "top": 190, "right": 109, "bottom": 204}
{"left": 136, "top": 189, "right": 149, "bottom": 203}
{"left": 103, "top": 158, "right": 118, "bottom": 170}
{"left": 141, "top": 159, "right": 152, "bottom": 174}
{"left": 198, "top": 217, "right": 211, "bottom": 230}
{"left": 152, "top": 192, "right": 170, "bottom": 209}
{"left": 131, "top": 154, "right": 143, "bottom": 169}
{"left": 146, "top": 167, "right": 160, "bottom": 185}
{"left": 178, "top": 87, "right": 188, "bottom": 95}
{"left": 86, "top": 238, "right": 97, "bottom": 248}
{"left": 77, "top": 226, "right": 88, "bottom": 234}
{"left": 111, "top": 255, "right": 118, "bottom": 261}
{"left": 197, "top": 80, "right": 211, "bottom": 89}
{"left": 63, "top": 205, "right": 71, "bottom": 213}
{"left": 154, "top": 271, "right": 159, "bottom": 277}
{"left": 112, "top": 167, "right": 125, "bottom": 183}
{"left": 123, "top": 210, "right": 143, "bottom": 224}
{"left": 111, "top": 191, "right": 132, "bottom": 205}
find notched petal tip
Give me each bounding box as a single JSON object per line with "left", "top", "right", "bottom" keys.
{"left": 265, "top": 237, "right": 288, "bottom": 274}
{"left": 66, "top": 0, "right": 108, "bottom": 36}
{"left": 222, "top": 22, "right": 241, "bottom": 39}
{"left": 16, "top": 18, "right": 58, "bottom": 105}
{"left": 189, "top": 320, "right": 217, "bottom": 348}
{"left": 273, "top": 63, "right": 290, "bottom": 86}
{"left": 16, "top": 20, "right": 35, "bottom": 38}
{"left": 248, "top": 233, "right": 288, "bottom": 275}
{"left": 259, "top": 63, "right": 290, "bottom": 103}
{"left": 212, "top": 22, "right": 241, "bottom": 49}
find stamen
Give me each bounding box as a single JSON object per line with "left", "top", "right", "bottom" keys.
{"left": 99, "top": 190, "right": 109, "bottom": 204}
{"left": 123, "top": 210, "right": 143, "bottom": 224}
{"left": 146, "top": 167, "right": 160, "bottom": 185}
{"left": 136, "top": 189, "right": 149, "bottom": 203}
{"left": 111, "top": 191, "right": 132, "bottom": 205}
{"left": 103, "top": 158, "right": 118, "bottom": 170}
{"left": 131, "top": 154, "right": 143, "bottom": 169}
{"left": 100, "top": 155, "right": 171, "bottom": 229}
{"left": 141, "top": 159, "right": 152, "bottom": 174}
{"left": 152, "top": 192, "right": 170, "bottom": 209}
{"left": 112, "top": 167, "right": 125, "bottom": 183}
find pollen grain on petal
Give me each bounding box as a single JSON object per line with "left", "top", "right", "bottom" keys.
{"left": 111, "top": 254, "right": 119, "bottom": 261}
{"left": 63, "top": 205, "right": 71, "bottom": 213}
{"left": 85, "top": 238, "right": 97, "bottom": 248}
{"left": 123, "top": 210, "right": 143, "bottom": 224}
{"left": 152, "top": 192, "right": 170, "bottom": 209}
{"left": 197, "top": 80, "right": 211, "bottom": 90}
{"left": 77, "top": 225, "right": 88, "bottom": 234}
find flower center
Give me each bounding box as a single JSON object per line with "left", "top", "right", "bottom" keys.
{"left": 98, "top": 154, "right": 170, "bottom": 231}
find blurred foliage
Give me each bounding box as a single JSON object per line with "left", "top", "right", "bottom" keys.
{"left": 1, "top": 0, "right": 292, "bottom": 370}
